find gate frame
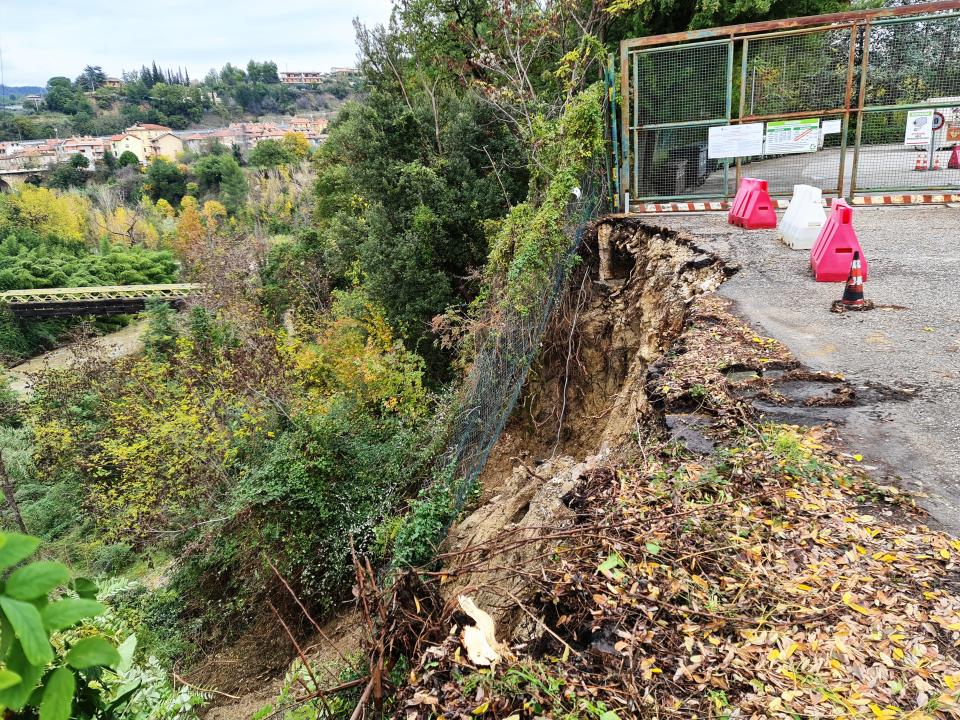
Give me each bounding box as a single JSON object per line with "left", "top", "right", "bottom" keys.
{"left": 618, "top": 0, "right": 960, "bottom": 211}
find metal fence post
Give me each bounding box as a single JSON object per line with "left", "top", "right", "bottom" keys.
{"left": 849, "top": 23, "right": 871, "bottom": 200}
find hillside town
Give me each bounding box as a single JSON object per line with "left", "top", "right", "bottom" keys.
{"left": 0, "top": 116, "right": 329, "bottom": 173}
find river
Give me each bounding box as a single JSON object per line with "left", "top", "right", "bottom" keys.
{"left": 5, "top": 320, "right": 149, "bottom": 394}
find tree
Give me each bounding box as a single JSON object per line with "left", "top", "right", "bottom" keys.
{"left": 44, "top": 77, "right": 87, "bottom": 114}
{"left": 45, "top": 155, "right": 90, "bottom": 190}
{"left": 192, "top": 154, "right": 248, "bottom": 212}
{"left": 117, "top": 150, "right": 140, "bottom": 168}
{"left": 248, "top": 139, "right": 295, "bottom": 168}
{"left": 144, "top": 158, "right": 187, "bottom": 205}
{"left": 75, "top": 65, "right": 107, "bottom": 92}
{"left": 247, "top": 60, "right": 280, "bottom": 84}
{"left": 282, "top": 132, "right": 311, "bottom": 160}
{"left": 175, "top": 195, "right": 204, "bottom": 251}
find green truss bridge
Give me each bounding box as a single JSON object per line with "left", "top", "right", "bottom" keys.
{"left": 0, "top": 284, "right": 204, "bottom": 319}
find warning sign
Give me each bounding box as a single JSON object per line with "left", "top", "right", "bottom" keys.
{"left": 765, "top": 118, "right": 820, "bottom": 154}
{"left": 948, "top": 124, "right": 960, "bottom": 143}
{"left": 904, "top": 109, "right": 935, "bottom": 145}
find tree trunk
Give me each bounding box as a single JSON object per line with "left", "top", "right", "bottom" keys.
{"left": 0, "top": 453, "right": 27, "bottom": 534}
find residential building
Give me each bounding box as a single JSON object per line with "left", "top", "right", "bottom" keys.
{"left": 110, "top": 125, "right": 183, "bottom": 164}
{"left": 329, "top": 67, "right": 355, "bottom": 75}
{"left": 104, "top": 77, "right": 123, "bottom": 88}
{"left": 110, "top": 133, "right": 149, "bottom": 164}
{"left": 279, "top": 71, "right": 324, "bottom": 85}
{"left": 288, "top": 116, "right": 328, "bottom": 136}
{"left": 147, "top": 132, "right": 185, "bottom": 161}
{"left": 62, "top": 137, "right": 108, "bottom": 169}
{"left": 0, "top": 141, "right": 25, "bottom": 157}
{"left": 0, "top": 142, "right": 61, "bottom": 172}
{"left": 125, "top": 123, "right": 174, "bottom": 144}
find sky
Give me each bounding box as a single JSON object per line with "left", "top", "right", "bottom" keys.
{"left": 1, "top": 0, "right": 393, "bottom": 87}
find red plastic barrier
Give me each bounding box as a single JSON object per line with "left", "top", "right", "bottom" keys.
{"left": 728, "top": 178, "right": 761, "bottom": 224}
{"left": 949, "top": 146, "right": 960, "bottom": 170}
{"left": 810, "top": 199, "right": 868, "bottom": 282}
{"left": 728, "top": 177, "right": 776, "bottom": 229}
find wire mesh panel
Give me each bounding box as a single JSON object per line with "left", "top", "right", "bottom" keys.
{"left": 633, "top": 43, "right": 731, "bottom": 125}
{"left": 864, "top": 15, "right": 960, "bottom": 108}
{"left": 853, "top": 15, "right": 960, "bottom": 194}
{"left": 854, "top": 109, "right": 960, "bottom": 192}
{"left": 633, "top": 126, "right": 730, "bottom": 198}
{"left": 626, "top": 40, "right": 732, "bottom": 200}
{"left": 743, "top": 29, "right": 854, "bottom": 117}
{"left": 734, "top": 145, "right": 849, "bottom": 197}
{"left": 429, "top": 168, "right": 606, "bottom": 541}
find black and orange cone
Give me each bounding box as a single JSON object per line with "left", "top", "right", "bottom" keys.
{"left": 832, "top": 251, "right": 874, "bottom": 312}
{"left": 841, "top": 251, "right": 865, "bottom": 307}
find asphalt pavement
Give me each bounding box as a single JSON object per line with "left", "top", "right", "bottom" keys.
{"left": 655, "top": 205, "right": 960, "bottom": 531}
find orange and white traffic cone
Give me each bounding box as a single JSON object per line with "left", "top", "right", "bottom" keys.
{"left": 915, "top": 156, "right": 924, "bottom": 171}
{"left": 832, "top": 251, "right": 873, "bottom": 312}
{"left": 934, "top": 157, "right": 942, "bottom": 171}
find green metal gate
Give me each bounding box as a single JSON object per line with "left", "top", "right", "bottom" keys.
{"left": 614, "top": 0, "right": 960, "bottom": 210}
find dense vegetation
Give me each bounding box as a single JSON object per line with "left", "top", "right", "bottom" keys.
{"left": 0, "top": 0, "right": 857, "bottom": 715}
{"left": 1, "top": 61, "right": 360, "bottom": 142}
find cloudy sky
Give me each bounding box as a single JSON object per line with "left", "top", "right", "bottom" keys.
{"left": 2, "top": 0, "right": 393, "bottom": 86}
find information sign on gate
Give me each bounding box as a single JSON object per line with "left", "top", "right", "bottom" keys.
{"left": 765, "top": 118, "right": 820, "bottom": 154}
{"left": 904, "top": 109, "right": 935, "bottom": 145}
{"left": 707, "top": 123, "right": 764, "bottom": 159}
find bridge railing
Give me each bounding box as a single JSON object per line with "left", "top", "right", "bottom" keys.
{"left": 0, "top": 284, "right": 204, "bottom": 305}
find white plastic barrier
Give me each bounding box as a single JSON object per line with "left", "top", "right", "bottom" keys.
{"left": 778, "top": 184, "right": 826, "bottom": 251}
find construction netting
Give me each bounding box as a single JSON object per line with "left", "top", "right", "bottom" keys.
{"left": 433, "top": 165, "right": 605, "bottom": 530}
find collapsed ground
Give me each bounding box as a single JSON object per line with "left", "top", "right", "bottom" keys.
{"left": 661, "top": 206, "right": 960, "bottom": 533}
{"left": 232, "top": 218, "right": 960, "bottom": 719}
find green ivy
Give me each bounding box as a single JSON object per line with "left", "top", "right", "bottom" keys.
{"left": 486, "top": 82, "right": 605, "bottom": 316}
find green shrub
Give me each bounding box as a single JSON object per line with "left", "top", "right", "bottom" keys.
{"left": 142, "top": 300, "right": 179, "bottom": 359}
{"left": 89, "top": 544, "right": 135, "bottom": 576}
{"left": 390, "top": 471, "right": 459, "bottom": 569}
{"left": 234, "top": 403, "right": 432, "bottom": 604}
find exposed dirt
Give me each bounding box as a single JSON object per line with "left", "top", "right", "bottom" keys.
{"left": 443, "top": 221, "right": 736, "bottom": 631}
{"left": 194, "top": 608, "right": 364, "bottom": 720}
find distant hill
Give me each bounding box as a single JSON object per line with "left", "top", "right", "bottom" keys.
{"left": 1, "top": 86, "right": 46, "bottom": 97}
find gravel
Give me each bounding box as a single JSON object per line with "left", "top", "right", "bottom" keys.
{"left": 652, "top": 205, "right": 960, "bottom": 531}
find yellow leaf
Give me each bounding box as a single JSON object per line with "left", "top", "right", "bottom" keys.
{"left": 843, "top": 592, "right": 877, "bottom": 616}
{"left": 473, "top": 702, "right": 490, "bottom": 715}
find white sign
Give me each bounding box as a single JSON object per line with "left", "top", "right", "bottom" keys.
{"left": 821, "top": 119, "right": 842, "bottom": 135}
{"left": 707, "top": 123, "right": 764, "bottom": 159}
{"left": 765, "top": 118, "right": 820, "bottom": 154}
{"left": 904, "top": 109, "right": 935, "bottom": 145}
